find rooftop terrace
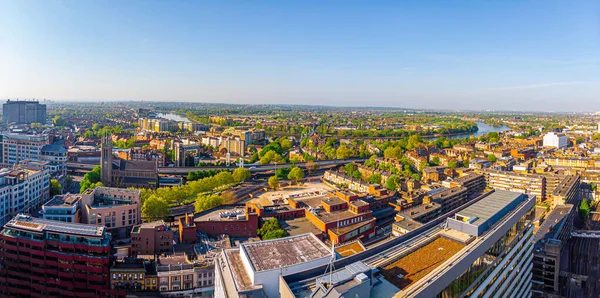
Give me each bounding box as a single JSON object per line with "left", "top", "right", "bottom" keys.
{"left": 380, "top": 237, "right": 465, "bottom": 289}
{"left": 5, "top": 214, "right": 105, "bottom": 237}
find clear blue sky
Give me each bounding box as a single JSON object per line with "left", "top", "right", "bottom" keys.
{"left": 0, "top": 0, "right": 598, "bottom": 111}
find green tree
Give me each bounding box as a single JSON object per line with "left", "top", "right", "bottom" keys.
{"left": 352, "top": 170, "right": 362, "bottom": 180}
{"left": 344, "top": 163, "right": 357, "bottom": 175}
{"left": 580, "top": 198, "right": 591, "bottom": 222}
{"left": 80, "top": 166, "right": 102, "bottom": 193}
{"left": 257, "top": 218, "right": 288, "bottom": 240}
{"left": 279, "top": 138, "right": 293, "bottom": 151}
{"left": 287, "top": 167, "right": 305, "bottom": 183}
{"left": 232, "top": 168, "right": 251, "bottom": 183}
{"left": 448, "top": 160, "right": 458, "bottom": 169}
{"left": 195, "top": 194, "right": 224, "bottom": 212}
{"left": 369, "top": 173, "right": 382, "bottom": 184}
{"left": 276, "top": 167, "right": 292, "bottom": 179}
{"left": 487, "top": 154, "right": 498, "bottom": 162}
{"left": 141, "top": 195, "right": 170, "bottom": 221}
{"left": 50, "top": 179, "right": 62, "bottom": 197}
{"left": 336, "top": 145, "right": 354, "bottom": 159}
{"left": 268, "top": 176, "right": 279, "bottom": 190}
{"left": 385, "top": 175, "right": 398, "bottom": 191}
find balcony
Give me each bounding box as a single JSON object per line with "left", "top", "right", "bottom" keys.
{"left": 30, "top": 265, "right": 46, "bottom": 275}
{"left": 29, "top": 248, "right": 45, "bottom": 257}
{"left": 87, "top": 266, "right": 105, "bottom": 274}
{"left": 46, "top": 260, "right": 59, "bottom": 267}
{"left": 58, "top": 271, "right": 74, "bottom": 279}
{"left": 74, "top": 264, "right": 89, "bottom": 271}
{"left": 2, "top": 242, "right": 17, "bottom": 251}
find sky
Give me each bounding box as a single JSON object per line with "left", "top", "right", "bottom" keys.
{"left": 0, "top": 0, "right": 598, "bottom": 111}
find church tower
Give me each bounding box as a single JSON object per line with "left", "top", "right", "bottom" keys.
{"left": 101, "top": 133, "right": 113, "bottom": 186}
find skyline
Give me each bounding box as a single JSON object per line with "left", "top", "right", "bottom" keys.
{"left": 1, "top": 0, "right": 599, "bottom": 112}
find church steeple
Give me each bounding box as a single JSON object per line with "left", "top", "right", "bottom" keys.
{"left": 100, "top": 133, "right": 113, "bottom": 186}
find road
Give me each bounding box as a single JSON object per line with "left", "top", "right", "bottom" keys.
{"left": 67, "top": 158, "right": 365, "bottom": 175}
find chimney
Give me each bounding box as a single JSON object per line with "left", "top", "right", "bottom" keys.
{"left": 185, "top": 213, "right": 191, "bottom": 226}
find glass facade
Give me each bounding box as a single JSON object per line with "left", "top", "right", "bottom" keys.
{"left": 436, "top": 204, "right": 535, "bottom": 298}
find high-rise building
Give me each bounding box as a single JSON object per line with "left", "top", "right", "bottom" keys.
{"left": 2, "top": 99, "right": 47, "bottom": 124}
{"left": 543, "top": 132, "right": 568, "bottom": 149}
{"left": 0, "top": 214, "right": 112, "bottom": 297}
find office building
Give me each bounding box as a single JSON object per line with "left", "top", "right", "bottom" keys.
{"left": 2, "top": 99, "right": 47, "bottom": 124}
{"left": 543, "top": 132, "right": 567, "bottom": 149}
{"left": 42, "top": 193, "right": 82, "bottom": 223}
{"left": 215, "top": 233, "right": 331, "bottom": 297}
{"left": 81, "top": 186, "right": 141, "bottom": 238}
{"left": 281, "top": 190, "right": 536, "bottom": 298}
{"left": 0, "top": 214, "right": 112, "bottom": 297}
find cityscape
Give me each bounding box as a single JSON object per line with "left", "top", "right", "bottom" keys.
{"left": 1, "top": 1, "right": 598, "bottom": 298}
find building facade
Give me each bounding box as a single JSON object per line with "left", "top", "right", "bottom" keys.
{"left": 131, "top": 220, "right": 173, "bottom": 255}
{"left": 81, "top": 187, "right": 141, "bottom": 238}
{"left": 0, "top": 214, "right": 112, "bottom": 297}
{"left": 2, "top": 99, "right": 47, "bottom": 124}
{"left": 0, "top": 164, "right": 50, "bottom": 226}
{"left": 543, "top": 132, "right": 567, "bottom": 149}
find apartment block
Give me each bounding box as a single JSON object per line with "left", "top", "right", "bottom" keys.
{"left": 479, "top": 169, "right": 546, "bottom": 201}
{"left": 81, "top": 187, "right": 141, "bottom": 238}
{"left": 131, "top": 220, "right": 174, "bottom": 255}
{"left": 0, "top": 164, "right": 50, "bottom": 226}
{"left": 0, "top": 214, "right": 112, "bottom": 297}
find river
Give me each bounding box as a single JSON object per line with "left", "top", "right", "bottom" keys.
{"left": 157, "top": 113, "right": 189, "bottom": 122}
{"left": 437, "top": 121, "right": 510, "bottom": 140}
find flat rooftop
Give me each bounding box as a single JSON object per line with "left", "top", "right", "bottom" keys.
{"left": 43, "top": 194, "right": 81, "bottom": 208}
{"left": 335, "top": 241, "right": 365, "bottom": 258}
{"left": 533, "top": 204, "right": 573, "bottom": 243}
{"left": 279, "top": 217, "right": 323, "bottom": 237}
{"left": 455, "top": 190, "right": 524, "bottom": 228}
{"left": 398, "top": 202, "right": 441, "bottom": 220}
{"left": 225, "top": 250, "right": 255, "bottom": 291}
{"left": 241, "top": 233, "right": 330, "bottom": 272}
{"left": 552, "top": 175, "right": 579, "bottom": 197}
{"left": 5, "top": 214, "right": 105, "bottom": 237}
{"left": 313, "top": 209, "right": 370, "bottom": 224}
{"left": 380, "top": 237, "right": 465, "bottom": 289}
{"left": 194, "top": 205, "right": 247, "bottom": 222}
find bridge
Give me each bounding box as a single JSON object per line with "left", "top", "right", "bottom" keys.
{"left": 67, "top": 158, "right": 365, "bottom": 175}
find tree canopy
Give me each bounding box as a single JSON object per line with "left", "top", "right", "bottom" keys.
{"left": 257, "top": 218, "right": 288, "bottom": 240}
{"left": 288, "top": 167, "right": 305, "bottom": 182}
{"left": 141, "top": 195, "right": 170, "bottom": 221}
{"left": 268, "top": 176, "right": 279, "bottom": 189}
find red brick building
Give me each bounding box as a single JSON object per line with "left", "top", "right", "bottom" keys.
{"left": 178, "top": 205, "right": 259, "bottom": 243}
{"left": 0, "top": 214, "right": 113, "bottom": 297}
